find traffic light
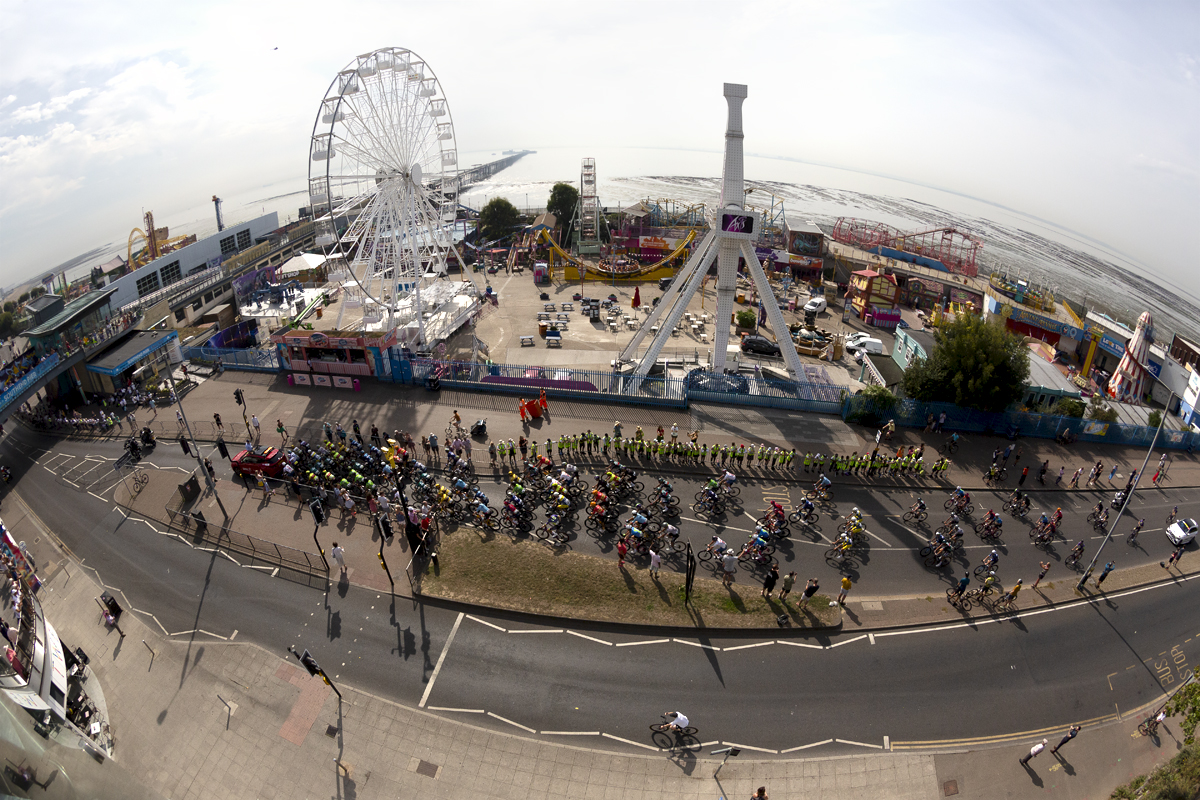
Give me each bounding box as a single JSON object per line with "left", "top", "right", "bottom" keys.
{"left": 298, "top": 649, "right": 320, "bottom": 677}
{"left": 378, "top": 515, "right": 393, "bottom": 541}
{"left": 215, "top": 438, "right": 229, "bottom": 459}
{"left": 234, "top": 389, "right": 244, "bottom": 406}
{"left": 309, "top": 499, "right": 326, "bottom": 524}
{"left": 180, "top": 436, "right": 191, "bottom": 456}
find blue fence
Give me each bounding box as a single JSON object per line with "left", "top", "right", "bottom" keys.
{"left": 181, "top": 346, "right": 280, "bottom": 373}
{"left": 843, "top": 396, "right": 1198, "bottom": 452}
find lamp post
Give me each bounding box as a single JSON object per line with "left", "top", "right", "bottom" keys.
{"left": 151, "top": 349, "right": 228, "bottom": 521}
{"left": 1077, "top": 389, "right": 1174, "bottom": 591}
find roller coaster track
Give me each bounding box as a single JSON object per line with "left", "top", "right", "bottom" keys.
{"left": 539, "top": 229, "right": 697, "bottom": 278}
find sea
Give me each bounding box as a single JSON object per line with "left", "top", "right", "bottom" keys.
{"left": 53, "top": 145, "right": 1200, "bottom": 343}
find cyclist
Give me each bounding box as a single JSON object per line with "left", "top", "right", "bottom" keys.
{"left": 1091, "top": 501, "right": 1104, "bottom": 519}
{"left": 1167, "top": 506, "right": 1178, "bottom": 525}
{"left": 659, "top": 711, "right": 689, "bottom": 733}
{"left": 1052, "top": 507, "right": 1063, "bottom": 526}
{"left": 720, "top": 469, "right": 737, "bottom": 493}
{"left": 1097, "top": 508, "right": 1109, "bottom": 527}
{"left": 815, "top": 474, "right": 832, "bottom": 495}
{"left": 1000, "top": 578, "right": 1023, "bottom": 607}
{"left": 1069, "top": 540, "right": 1085, "bottom": 562}
{"left": 952, "top": 485, "right": 966, "bottom": 500}
{"left": 451, "top": 410, "right": 462, "bottom": 428}
{"left": 981, "top": 570, "right": 999, "bottom": 593}
{"left": 981, "top": 549, "right": 999, "bottom": 571}
{"left": 797, "top": 496, "right": 816, "bottom": 516}
{"left": 706, "top": 535, "right": 727, "bottom": 556}
{"left": 911, "top": 497, "right": 927, "bottom": 514}
{"left": 1129, "top": 518, "right": 1145, "bottom": 543}
{"left": 951, "top": 573, "right": 970, "bottom": 598}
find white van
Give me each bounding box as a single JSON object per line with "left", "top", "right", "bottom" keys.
{"left": 845, "top": 337, "right": 884, "bottom": 356}
{"left": 803, "top": 297, "right": 828, "bottom": 314}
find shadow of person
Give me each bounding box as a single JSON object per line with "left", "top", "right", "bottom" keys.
{"left": 1052, "top": 753, "right": 1076, "bottom": 775}
{"left": 1019, "top": 761, "right": 1044, "bottom": 786}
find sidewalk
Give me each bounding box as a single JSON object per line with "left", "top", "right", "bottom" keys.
{"left": 8, "top": 501, "right": 1185, "bottom": 800}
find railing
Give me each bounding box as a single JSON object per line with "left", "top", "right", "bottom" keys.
{"left": 163, "top": 499, "right": 326, "bottom": 578}
{"left": 0, "top": 353, "right": 60, "bottom": 414}
{"left": 119, "top": 264, "right": 223, "bottom": 314}
{"left": 305, "top": 361, "right": 371, "bottom": 376}
{"left": 181, "top": 346, "right": 280, "bottom": 372}
{"left": 843, "top": 396, "right": 1198, "bottom": 451}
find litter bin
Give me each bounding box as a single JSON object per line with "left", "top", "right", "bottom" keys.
{"left": 538, "top": 322, "right": 549, "bottom": 336}
{"left": 352, "top": 379, "right": 360, "bottom": 391}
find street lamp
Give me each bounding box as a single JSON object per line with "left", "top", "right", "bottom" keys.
{"left": 1077, "top": 389, "right": 1174, "bottom": 591}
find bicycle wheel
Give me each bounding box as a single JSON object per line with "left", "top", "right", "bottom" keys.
{"left": 723, "top": 485, "right": 740, "bottom": 498}
{"left": 697, "top": 550, "right": 715, "bottom": 562}
{"left": 973, "top": 564, "right": 991, "bottom": 576}
{"left": 651, "top": 730, "right": 673, "bottom": 749}
{"left": 925, "top": 555, "right": 949, "bottom": 568}
{"left": 949, "top": 442, "right": 959, "bottom": 454}
{"left": 944, "top": 499, "right": 957, "bottom": 511}
{"left": 920, "top": 545, "right": 934, "bottom": 557}
{"left": 962, "top": 504, "right": 974, "bottom": 516}
{"left": 1065, "top": 555, "right": 1080, "bottom": 568}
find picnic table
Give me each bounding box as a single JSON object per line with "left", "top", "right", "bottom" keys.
{"left": 519, "top": 335, "right": 535, "bottom": 346}
{"left": 545, "top": 330, "right": 562, "bottom": 347}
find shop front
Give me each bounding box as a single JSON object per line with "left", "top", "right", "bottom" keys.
{"left": 272, "top": 328, "right": 398, "bottom": 383}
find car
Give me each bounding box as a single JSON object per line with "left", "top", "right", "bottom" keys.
{"left": 1166, "top": 518, "right": 1198, "bottom": 546}
{"left": 844, "top": 332, "right": 874, "bottom": 349}
{"left": 231, "top": 446, "right": 286, "bottom": 478}
{"left": 803, "top": 297, "right": 828, "bottom": 314}
{"left": 896, "top": 320, "right": 910, "bottom": 329}
{"left": 846, "top": 336, "right": 884, "bottom": 356}
{"left": 741, "top": 335, "right": 782, "bottom": 357}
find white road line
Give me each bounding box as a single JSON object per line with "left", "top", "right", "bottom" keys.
{"left": 427, "top": 706, "right": 485, "bottom": 713}
{"left": 672, "top": 639, "right": 720, "bottom": 650}
{"left": 827, "top": 634, "right": 867, "bottom": 649}
{"left": 486, "top": 712, "right": 536, "bottom": 733}
{"left": 868, "top": 634, "right": 876, "bottom": 645}
{"left": 835, "top": 738, "right": 884, "bottom": 749}
{"left": 540, "top": 730, "right": 600, "bottom": 736}
{"left": 419, "top": 611, "right": 463, "bottom": 708}
{"left": 465, "top": 614, "right": 506, "bottom": 632}
{"left": 567, "top": 631, "right": 612, "bottom": 646}
{"left": 884, "top": 735, "right": 890, "bottom": 750}
{"left": 721, "top": 741, "right": 778, "bottom": 754}
{"left": 509, "top": 629, "right": 562, "bottom": 634}
{"left": 600, "top": 733, "right": 660, "bottom": 751}
{"left": 776, "top": 641, "right": 824, "bottom": 649}
{"left": 780, "top": 739, "right": 834, "bottom": 753}
{"left": 615, "top": 639, "right": 671, "bottom": 647}
{"left": 723, "top": 641, "right": 774, "bottom": 652}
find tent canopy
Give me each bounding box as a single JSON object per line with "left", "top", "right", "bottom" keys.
{"left": 279, "top": 252, "right": 327, "bottom": 275}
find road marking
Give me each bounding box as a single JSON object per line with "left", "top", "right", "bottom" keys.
{"left": 723, "top": 641, "right": 774, "bottom": 652}
{"left": 419, "top": 611, "right": 463, "bottom": 708}
{"left": 672, "top": 639, "right": 720, "bottom": 650}
{"left": 465, "top": 614, "right": 506, "bottom": 632}
{"left": 230, "top": 630, "right": 238, "bottom": 640}
{"left": 509, "top": 628, "right": 562, "bottom": 634}
{"left": 827, "top": 634, "right": 867, "bottom": 649}
{"left": 884, "top": 735, "right": 890, "bottom": 750}
{"left": 427, "top": 706, "right": 485, "bottom": 713}
{"left": 486, "top": 712, "right": 536, "bottom": 733}
{"left": 567, "top": 631, "right": 612, "bottom": 646}
{"left": 780, "top": 739, "right": 834, "bottom": 753}
{"left": 835, "top": 738, "right": 884, "bottom": 749}
{"left": 540, "top": 730, "right": 600, "bottom": 736}
{"left": 601, "top": 733, "right": 659, "bottom": 751}
{"left": 615, "top": 639, "right": 671, "bottom": 647}
{"left": 721, "top": 741, "right": 778, "bottom": 754}
{"left": 775, "top": 640, "right": 824, "bottom": 649}
{"left": 868, "top": 634, "right": 876, "bottom": 645}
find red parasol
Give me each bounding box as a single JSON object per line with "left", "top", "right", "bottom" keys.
{"left": 631, "top": 286, "right": 641, "bottom": 308}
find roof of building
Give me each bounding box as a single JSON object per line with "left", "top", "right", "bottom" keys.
{"left": 85, "top": 329, "right": 178, "bottom": 377}
{"left": 866, "top": 354, "right": 906, "bottom": 388}
{"left": 852, "top": 269, "right": 880, "bottom": 278}
{"left": 25, "top": 288, "right": 117, "bottom": 338}
{"left": 531, "top": 213, "right": 557, "bottom": 231}
{"left": 786, "top": 218, "right": 824, "bottom": 236}
{"left": 1171, "top": 333, "right": 1200, "bottom": 353}
{"left": 1024, "top": 353, "right": 1079, "bottom": 394}
{"left": 901, "top": 327, "right": 938, "bottom": 355}
{"left": 25, "top": 294, "right": 62, "bottom": 314}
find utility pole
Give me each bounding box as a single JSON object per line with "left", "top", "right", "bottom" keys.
{"left": 159, "top": 352, "right": 228, "bottom": 521}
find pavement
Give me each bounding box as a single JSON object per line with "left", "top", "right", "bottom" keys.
{"left": 2, "top": 489, "right": 1190, "bottom": 800}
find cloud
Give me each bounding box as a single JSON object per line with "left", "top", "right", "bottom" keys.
{"left": 8, "top": 87, "right": 92, "bottom": 124}
{"left": 1179, "top": 54, "right": 1197, "bottom": 83}
{"left": 1131, "top": 152, "right": 1199, "bottom": 181}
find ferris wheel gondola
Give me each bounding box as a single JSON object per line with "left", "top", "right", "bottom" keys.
{"left": 307, "top": 47, "right": 473, "bottom": 344}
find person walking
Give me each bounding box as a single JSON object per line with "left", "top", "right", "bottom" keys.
{"left": 176, "top": 409, "right": 185, "bottom": 429}
{"left": 1108, "top": 464, "right": 1119, "bottom": 481}
{"left": 371, "top": 424, "right": 382, "bottom": 448}
{"left": 721, "top": 552, "right": 738, "bottom": 587}
{"left": 1019, "top": 466, "right": 1029, "bottom": 486}
{"left": 779, "top": 571, "right": 796, "bottom": 603}
{"left": 213, "top": 412, "right": 224, "bottom": 432}
{"left": 649, "top": 549, "right": 661, "bottom": 579}
{"left": 149, "top": 396, "right": 157, "bottom": 417}
{"left": 798, "top": 578, "right": 819, "bottom": 609}
{"left": 331, "top": 542, "right": 346, "bottom": 575}
{"left": 761, "top": 565, "right": 779, "bottom": 598}
{"left": 750, "top": 788, "right": 768, "bottom": 800}
{"left": 519, "top": 399, "right": 527, "bottom": 423}
{"left": 204, "top": 457, "right": 216, "bottom": 484}
{"left": 352, "top": 420, "right": 364, "bottom": 444}
{"left": 1164, "top": 546, "right": 1184, "bottom": 570}
{"left": 251, "top": 414, "right": 261, "bottom": 441}
{"left": 617, "top": 539, "right": 627, "bottom": 568}
{"left": 539, "top": 389, "right": 549, "bottom": 418}
{"left": 277, "top": 419, "right": 288, "bottom": 445}
{"left": 1050, "top": 725, "right": 1081, "bottom": 755}
{"left": 1055, "top": 466, "right": 1065, "bottom": 485}
{"left": 835, "top": 575, "right": 852, "bottom": 607}
{"left": 1038, "top": 460, "right": 1049, "bottom": 484}
{"left": 1096, "top": 561, "right": 1115, "bottom": 589}
{"left": 1033, "top": 561, "right": 1051, "bottom": 589}
{"left": 1019, "top": 739, "right": 1048, "bottom": 766}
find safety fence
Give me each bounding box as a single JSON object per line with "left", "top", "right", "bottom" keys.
{"left": 181, "top": 346, "right": 280, "bottom": 373}
{"left": 843, "top": 396, "right": 1198, "bottom": 451}
{"left": 0, "top": 353, "right": 60, "bottom": 415}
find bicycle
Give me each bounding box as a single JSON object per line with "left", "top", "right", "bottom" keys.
{"left": 995, "top": 593, "right": 1019, "bottom": 612}
{"left": 981, "top": 468, "right": 1007, "bottom": 485}
{"left": 1165, "top": 509, "right": 1177, "bottom": 526}
{"left": 1065, "top": 550, "right": 1084, "bottom": 568}
{"left": 973, "top": 560, "right": 999, "bottom": 577}
{"left": 940, "top": 438, "right": 960, "bottom": 455}
{"left": 902, "top": 508, "right": 928, "bottom": 523}
{"left": 131, "top": 469, "right": 149, "bottom": 491}
{"left": 1137, "top": 715, "right": 1164, "bottom": 738}
{"left": 945, "top": 586, "right": 972, "bottom": 609}
{"left": 650, "top": 715, "right": 699, "bottom": 749}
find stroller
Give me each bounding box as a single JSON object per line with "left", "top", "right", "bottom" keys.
{"left": 470, "top": 418, "right": 487, "bottom": 438}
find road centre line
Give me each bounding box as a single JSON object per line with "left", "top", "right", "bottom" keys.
{"left": 419, "top": 611, "right": 463, "bottom": 708}
{"left": 780, "top": 739, "right": 835, "bottom": 753}
{"left": 567, "top": 631, "right": 612, "bottom": 645}
{"left": 486, "top": 712, "right": 536, "bottom": 733}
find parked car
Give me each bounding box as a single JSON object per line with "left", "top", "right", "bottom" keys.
{"left": 803, "top": 297, "right": 828, "bottom": 314}
{"left": 741, "top": 335, "right": 782, "bottom": 357}
{"left": 844, "top": 332, "right": 874, "bottom": 349}
{"left": 231, "top": 446, "right": 286, "bottom": 478}
{"left": 846, "top": 337, "right": 884, "bottom": 357}
{"left": 1166, "top": 518, "right": 1198, "bottom": 546}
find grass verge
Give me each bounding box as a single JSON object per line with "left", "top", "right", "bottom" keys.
{"left": 419, "top": 529, "right": 840, "bottom": 629}
{"left": 1109, "top": 741, "right": 1198, "bottom": 799}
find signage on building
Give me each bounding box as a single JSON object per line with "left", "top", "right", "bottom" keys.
{"left": 1184, "top": 368, "right": 1200, "bottom": 408}
{"left": 309, "top": 332, "right": 329, "bottom": 347}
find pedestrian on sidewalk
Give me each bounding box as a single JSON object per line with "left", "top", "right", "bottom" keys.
{"left": 798, "top": 578, "right": 819, "bottom": 609}
{"left": 519, "top": 399, "right": 527, "bottom": 423}
{"left": 1069, "top": 467, "right": 1082, "bottom": 488}
{"left": 1109, "top": 464, "right": 1118, "bottom": 481}
{"left": 1019, "top": 739, "right": 1048, "bottom": 766}
{"left": 352, "top": 420, "right": 363, "bottom": 444}
{"left": 761, "top": 565, "right": 779, "bottom": 598}
{"left": 149, "top": 397, "right": 157, "bottom": 417}
{"left": 1152, "top": 469, "right": 1161, "bottom": 486}
{"left": 1014, "top": 446, "right": 1022, "bottom": 466}
{"left": 1038, "top": 460, "right": 1049, "bottom": 483}
{"left": 204, "top": 458, "right": 216, "bottom": 484}
{"left": 213, "top": 412, "right": 224, "bottom": 432}
{"left": 1033, "top": 561, "right": 1051, "bottom": 589}
{"left": 924, "top": 414, "right": 934, "bottom": 433}
{"left": 779, "top": 572, "right": 796, "bottom": 603}
{"left": 835, "top": 576, "right": 852, "bottom": 606}
{"left": 722, "top": 552, "right": 738, "bottom": 586}
{"left": 1055, "top": 466, "right": 1065, "bottom": 485}
{"left": 1164, "top": 547, "right": 1184, "bottom": 569}
{"left": 277, "top": 419, "right": 288, "bottom": 445}
{"left": 176, "top": 409, "right": 185, "bottom": 429}
{"left": 649, "top": 549, "right": 661, "bottom": 578}
{"left": 1050, "top": 725, "right": 1081, "bottom": 755}
{"left": 488, "top": 441, "right": 497, "bottom": 466}
{"left": 617, "top": 539, "right": 627, "bottom": 568}
{"left": 251, "top": 414, "right": 262, "bottom": 440}
{"left": 1019, "top": 466, "right": 1029, "bottom": 485}
{"left": 539, "top": 389, "right": 549, "bottom": 417}
{"left": 937, "top": 412, "right": 946, "bottom": 432}
{"left": 331, "top": 542, "right": 346, "bottom": 574}
{"left": 751, "top": 788, "right": 768, "bottom": 800}
{"left": 518, "top": 436, "right": 528, "bottom": 460}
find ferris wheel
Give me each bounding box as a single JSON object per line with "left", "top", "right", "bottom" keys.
{"left": 307, "top": 47, "right": 470, "bottom": 341}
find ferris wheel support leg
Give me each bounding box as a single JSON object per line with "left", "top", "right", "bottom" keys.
{"left": 740, "top": 240, "right": 807, "bottom": 382}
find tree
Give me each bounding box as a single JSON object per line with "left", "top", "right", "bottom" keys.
{"left": 2, "top": 301, "right": 14, "bottom": 314}
{"left": 17, "top": 292, "right": 29, "bottom": 304}
{"left": 735, "top": 309, "right": 757, "bottom": 328}
{"left": 1148, "top": 409, "right": 1163, "bottom": 428}
{"left": 1051, "top": 397, "right": 1086, "bottom": 418}
{"left": 0, "top": 312, "right": 24, "bottom": 339}
{"left": 1088, "top": 393, "right": 1120, "bottom": 423}
{"left": 900, "top": 315, "right": 1029, "bottom": 413}
{"left": 861, "top": 383, "right": 898, "bottom": 411}
{"left": 479, "top": 198, "right": 520, "bottom": 243}
{"left": 1165, "top": 668, "right": 1200, "bottom": 746}
{"left": 545, "top": 183, "right": 578, "bottom": 234}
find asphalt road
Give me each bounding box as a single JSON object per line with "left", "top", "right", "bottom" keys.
{"left": 4, "top": 427, "right": 1198, "bottom": 755}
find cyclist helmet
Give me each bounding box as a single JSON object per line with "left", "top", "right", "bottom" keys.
{"left": 711, "top": 535, "right": 719, "bottom": 541}
{"left": 852, "top": 507, "right": 860, "bottom": 514}
{"left": 1015, "top": 578, "right": 1023, "bottom": 585}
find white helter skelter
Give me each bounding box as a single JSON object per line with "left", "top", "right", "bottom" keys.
{"left": 621, "top": 84, "right": 807, "bottom": 384}
{"left": 307, "top": 47, "right": 475, "bottom": 344}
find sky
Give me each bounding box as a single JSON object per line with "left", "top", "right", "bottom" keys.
{"left": 0, "top": 0, "right": 1197, "bottom": 295}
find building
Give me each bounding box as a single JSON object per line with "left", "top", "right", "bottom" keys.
{"left": 1169, "top": 334, "right": 1200, "bottom": 371}
{"left": 25, "top": 294, "right": 64, "bottom": 327}
{"left": 892, "top": 327, "right": 937, "bottom": 370}
{"left": 1181, "top": 368, "right": 1200, "bottom": 430}
{"left": 81, "top": 329, "right": 181, "bottom": 395}
{"left": 1022, "top": 352, "right": 1083, "bottom": 411}
{"left": 847, "top": 269, "right": 898, "bottom": 319}
{"left": 25, "top": 289, "right": 121, "bottom": 359}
